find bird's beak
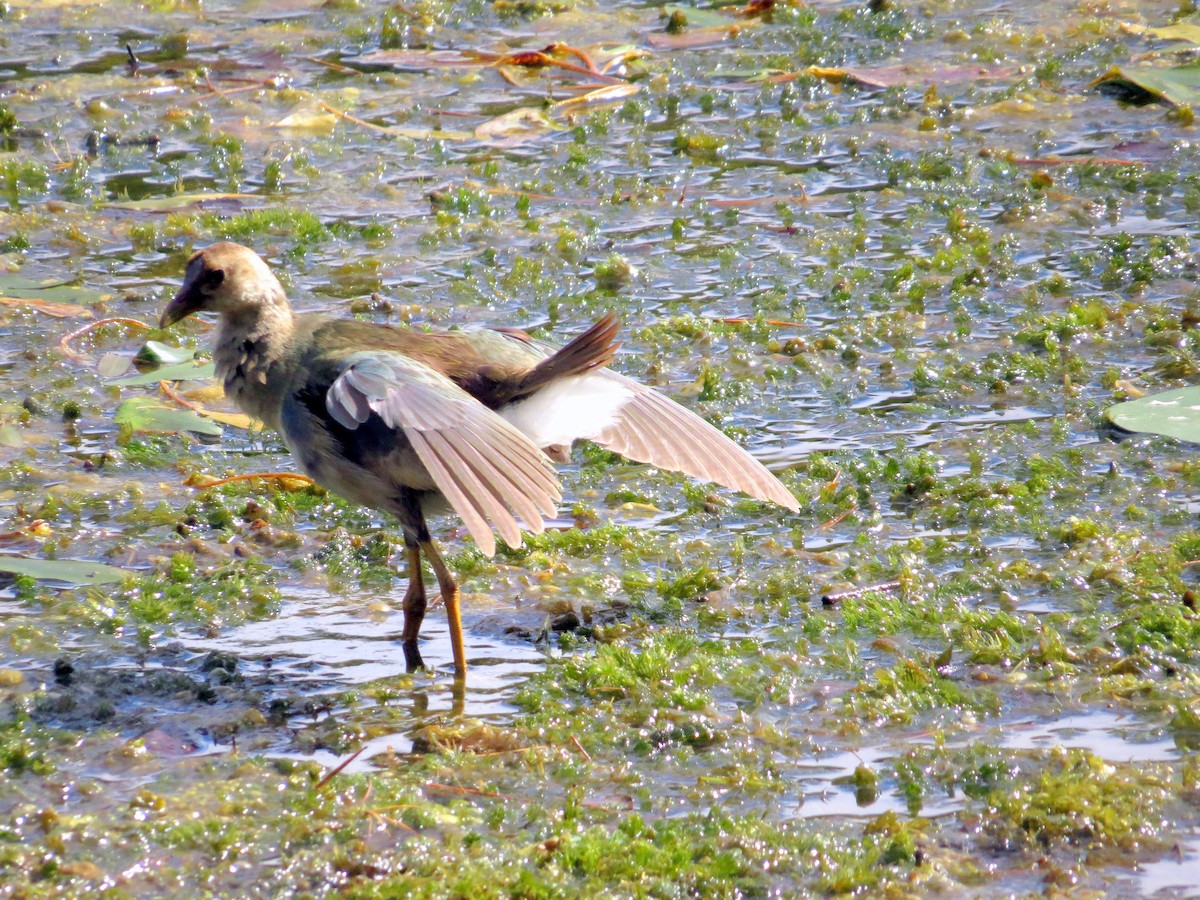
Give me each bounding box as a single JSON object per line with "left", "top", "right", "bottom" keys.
{"left": 160, "top": 273, "right": 204, "bottom": 329}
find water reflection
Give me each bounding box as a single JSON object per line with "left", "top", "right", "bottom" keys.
{"left": 183, "top": 588, "right": 544, "bottom": 761}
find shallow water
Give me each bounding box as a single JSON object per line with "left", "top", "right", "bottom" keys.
{"left": 5, "top": 0, "right": 1200, "bottom": 893}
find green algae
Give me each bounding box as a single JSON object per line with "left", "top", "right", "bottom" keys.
{"left": 3, "top": 0, "right": 1200, "bottom": 895}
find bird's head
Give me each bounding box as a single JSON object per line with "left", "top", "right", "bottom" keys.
{"left": 160, "top": 242, "right": 286, "bottom": 328}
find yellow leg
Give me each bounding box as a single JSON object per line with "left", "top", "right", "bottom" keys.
{"left": 400, "top": 539, "right": 426, "bottom": 672}
{"left": 421, "top": 538, "right": 466, "bottom": 678}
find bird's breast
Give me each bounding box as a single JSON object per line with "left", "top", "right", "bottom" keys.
{"left": 214, "top": 336, "right": 286, "bottom": 431}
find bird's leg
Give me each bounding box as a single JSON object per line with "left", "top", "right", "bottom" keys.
{"left": 420, "top": 537, "right": 466, "bottom": 678}
{"left": 400, "top": 535, "right": 426, "bottom": 673}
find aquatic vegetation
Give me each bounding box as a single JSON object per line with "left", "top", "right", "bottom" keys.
{"left": 2, "top": 0, "right": 1200, "bottom": 894}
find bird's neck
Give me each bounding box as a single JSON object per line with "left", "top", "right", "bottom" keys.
{"left": 213, "top": 293, "right": 296, "bottom": 431}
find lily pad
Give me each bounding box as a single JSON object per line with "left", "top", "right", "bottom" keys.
{"left": 136, "top": 341, "right": 197, "bottom": 366}
{"left": 647, "top": 26, "right": 738, "bottom": 50}
{"left": 112, "top": 359, "right": 217, "bottom": 386}
{"left": 552, "top": 84, "right": 641, "bottom": 110}
{"left": 97, "top": 352, "right": 133, "bottom": 378}
{"left": 0, "top": 274, "right": 112, "bottom": 308}
{"left": 475, "top": 108, "right": 560, "bottom": 146}
{"left": 103, "top": 192, "right": 256, "bottom": 211}
{"left": 1092, "top": 63, "right": 1200, "bottom": 106}
{"left": 661, "top": 4, "right": 734, "bottom": 28}
{"left": 115, "top": 396, "right": 223, "bottom": 437}
{"left": 271, "top": 102, "right": 338, "bottom": 132}
{"left": 1124, "top": 20, "right": 1200, "bottom": 46}
{"left": 0, "top": 555, "right": 129, "bottom": 586}
{"left": 0, "top": 425, "right": 24, "bottom": 448}
{"left": 1106, "top": 386, "right": 1200, "bottom": 443}
{"left": 353, "top": 48, "right": 480, "bottom": 70}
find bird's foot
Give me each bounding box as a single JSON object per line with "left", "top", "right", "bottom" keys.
{"left": 402, "top": 639, "right": 425, "bottom": 673}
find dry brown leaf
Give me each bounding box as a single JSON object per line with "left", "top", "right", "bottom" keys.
{"left": 552, "top": 83, "right": 641, "bottom": 109}
{"left": 647, "top": 26, "right": 740, "bottom": 50}
{"left": 795, "top": 63, "right": 1019, "bottom": 89}
{"left": 354, "top": 48, "right": 482, "bottom": 69}
{"left": 474, "top": 108, "right": 559, "bottom": 145}
{"left": 0, "top": 296, "right": 94, "bottom": 318}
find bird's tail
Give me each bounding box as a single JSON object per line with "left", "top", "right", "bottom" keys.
{"left": 515, "top": 312, "right": 620, "bottom": 395}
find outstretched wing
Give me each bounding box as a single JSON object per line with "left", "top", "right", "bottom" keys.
{"left": 590, "top": 370, "right": 799, "bottom": 512}
{"left": 325, "top": 351, "right": 561, "bottom": 556}
{"left": 495, "top": 359, "right": 798, "bottom": 511}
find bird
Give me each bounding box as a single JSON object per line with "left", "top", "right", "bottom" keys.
{"left": 161, "top": 242, "right": 799, "bottom": 678}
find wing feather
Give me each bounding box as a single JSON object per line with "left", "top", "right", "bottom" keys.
{"left": 325, "top": 351, "right": 562, "bottom": 555}
{"left": 594, "top": 371, "right": 799, "bottom": 512}
{"left": 451, "top": 437, "right": 548, "bottom": 537}
{"left": 424, "top": 430, "right": 524, "bottom": 552}
{"left": 485, "top": 326, "right": 796, "bottom": 512}
{"left": 456, "top": 421, "right": 561, "bottom": 519}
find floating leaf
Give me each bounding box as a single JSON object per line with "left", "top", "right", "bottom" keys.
{"left": 179, "top": 384, "right": 226, "bottom": 403}
{"left": 0, "top": 425, "right": 24, "bottom": 448}
{"left": 661, "top": 5, "right": 734, "bottom": 28}
{"left": 97, "top": 352, "right": 133, "bottom": 378}
{"left": 589, "top": 44, "right": 646, "bottom": 75}
{"left": 136, "top": 341, "right": 196, "bottom": 366}
{"left": 103, "top": 192, "right": 256, "bottom": 211}
{"left": 647, "top": 26, "right": 739, "bottom": 50}
{"left": 0, "top": 295, "right": 94, "bottom": 318}
{"left": 475, "top": 108, "right": 560, "bottom": 146}
{"left": 0, "top": 274, "right": 111, "bottom": 308}
{"left": 317, "top": 101, "right": 474, "bottom": 141}
{"left": 115, "top": 396, "right": 223, "bottom": 437}
{"left": 112, "top": 359, "right": 216, "bottom": 386}
{"left": 1107, "top": 386, "right": 1200, "bottom": 443}
{"left": 353, "top": 48, "right": 482, "bottom": 70}
{"left": 1123, "top": 20, "right": 1200, "bottom": 46}
{"left": 179, "top": 403, "right": 257, "bottom": 430}
{"left": 159, "top": 382, "right": 260, "bottom": 431}
{"left": 745, "top": 63, "right": 1019, "bottom": 88}
{"left": 841, "top": 63, "right": 1018, "bottom": 88}
{"left": 0, "top": 555, "right": 129, "bottom": 586}
{"left": 271, "top": 102, "right": 337, "bottom": 132}
{"left": 1091, "top": 63, "right": 1200, "bottom": 106}
{"left": 553, "top": 83, "right": 641, "bottom": 110}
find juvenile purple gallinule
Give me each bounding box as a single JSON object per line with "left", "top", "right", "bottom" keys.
{"left": 162, "top": 242, "right": 798, "bottom": 677}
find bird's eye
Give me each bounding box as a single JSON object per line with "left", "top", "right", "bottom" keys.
{"left": 203, "top": 268, "right": 225, "bottom": 290}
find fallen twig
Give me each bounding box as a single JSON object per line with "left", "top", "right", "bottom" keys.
{"left": 821, "top": 580, "right": 902, "bottom": 607}
{"left": 713, "top": 316, "right": 806, "bottom": 329}
{"left": 188, "top": 472, "right": 314, "bottom": 490}
{"left": 424, "top": 781, "right": 511, "bottom": 800}
{"left": 315, "top": 746, "right": 365, "bottom": 789}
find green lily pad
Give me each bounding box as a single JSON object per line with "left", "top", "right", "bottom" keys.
{"left": 0, "top": 274, "right": 112, "bottom": 306}
{"left": 0, "top": 425, "right": 23, "bottom": 448}
{"left": 661, "top": 4, "right": 732, "bottom": 28}
{"left": 1092, "top": 62, "right": 1200, "bottom": 106}
{"left": 1125, "top": 20, "right": 1200, "bottom": 46}
{"left": 0, "top": 555, "right": 129, "bottom": 586}
{"left": 112, "top": 359, "right": 216, "bottom": 386}
{"left": 103, "top": 192, "right": 255, "bottom": 211}
{"left": 1106, "top": 386, "right": 1200, "bottom": 443}
{"left": 115, "top": 396, "right": 223, "bottom": 437}
{"left": 135, "top": 341, "right": 196, "bottom": 366}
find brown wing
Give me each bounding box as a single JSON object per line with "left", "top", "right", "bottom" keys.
{"left": 326, "top": 351, "right": 561, "bottom": 555}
